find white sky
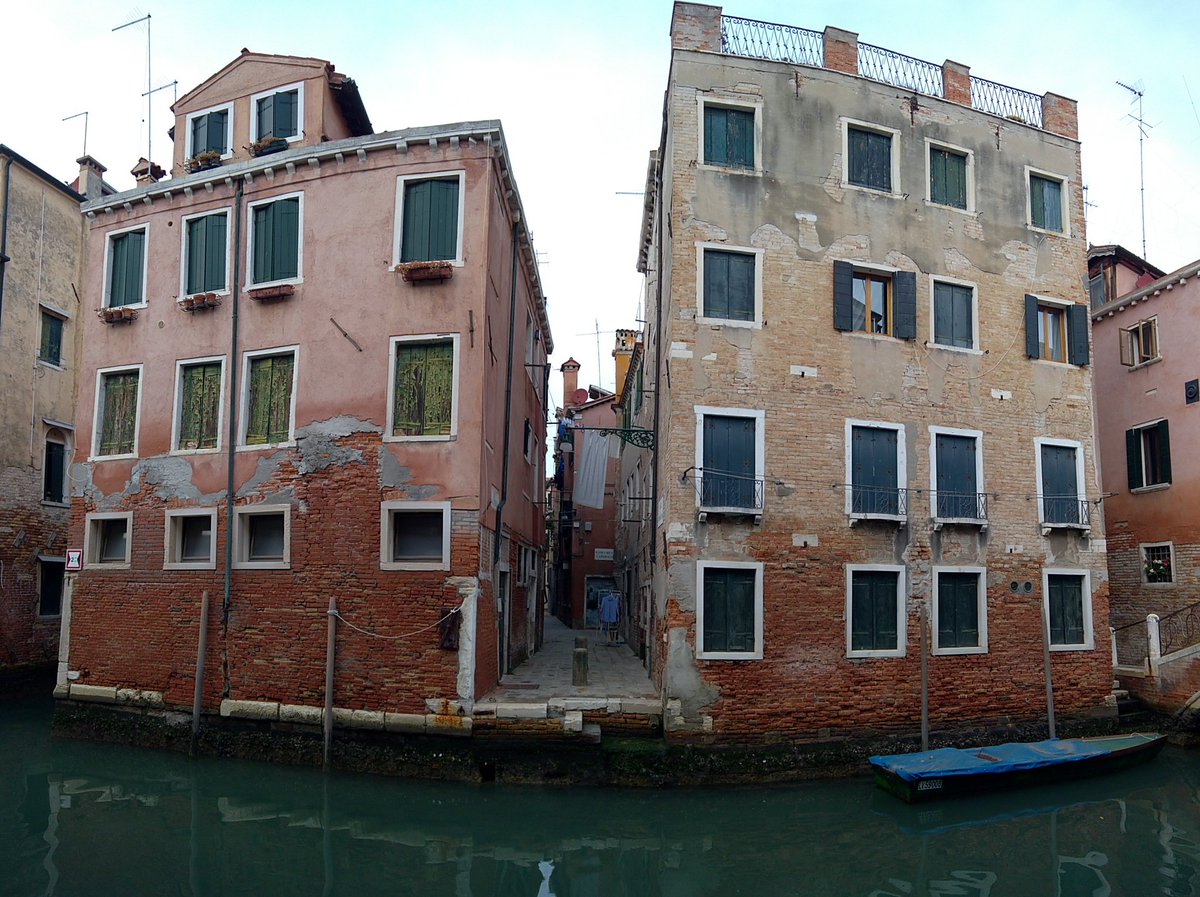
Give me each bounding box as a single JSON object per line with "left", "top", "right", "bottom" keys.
{"left": 5, "top": 0, "right": 1200, "bottom": 412}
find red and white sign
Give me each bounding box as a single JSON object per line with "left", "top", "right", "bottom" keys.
{"left": 65, "top": 549, "right": 83, "bottom": 572}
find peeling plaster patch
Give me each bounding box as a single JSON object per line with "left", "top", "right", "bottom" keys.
{"left": 883, "top": 251, "right": 919, "bottom": 273}
{"left": 670, "top": 342, "right": 693, "bottom": 359}
{"left": 237, "top": 451, "right": 288, "bottom": 498}
{"left": 666, "top": 627, "right": 720, "bottom": 723}
{"left": 378, "top": 446, "right": 438, "bottom": 498}
{"left": 962, "top": 214, "right": 985, "bottom": 242}
{"left": 294, "top": 415, "right": 380, "bottom": 475}
{"left": 943, "top": 247, "right": 977, "bottom": 278}
{"left": 666, "top": 522, "right": 692, "bottom": 542}
{"left": 1001, "top": 240, "right": 1037, "bottom": 286}
{"left": 691, "top": 221, "right": 729, "bottom": 243}
{"left": 449, "top": 576, "right": 479, "bottom": 711}
{"left": 848, "top": 338, "right": 906, "bottom": 400}
{"left": 1031, "top": 363, "right": 1070, "bottom": 414}
{"left": 795, "top": 212, "right": 823, "bottom": 253}
{"left": 750, "top": 223, "right": 796, "bottom": 257}
{"left": 925, "top": 354, "right": 946, "bottom": 405}
{"left": 821, "top": 157, "right": 846, "bottom": 201}
{"left": 721, "top": 327, "right": 752, "bottom": 351}
{"left": 825, "top": 235, "right": 871, "bottom": 260}
{"left": 701, "top": 352, "right": 718, "bottom": 362}
{"left": 142, "top": 456, "right": 226, "bottom": 504}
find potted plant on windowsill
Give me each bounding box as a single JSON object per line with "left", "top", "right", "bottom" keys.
{"left": 181, "top": 293, "right": 222, "bottom": 311}
{"left": 185, "top": 150, "right": 222, "bottom": 173}
{"left": 97, "top": 306, "right": 137, "bottom": 324}
{"left": 395, "top": 260, "right": 454, "bottom": 283}
{"left": 249, "top": 136, "right": 289, "bottom": 158}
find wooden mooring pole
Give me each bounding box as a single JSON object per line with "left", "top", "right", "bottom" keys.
{"left": 324, "top": 596, "right": 337, "bottom": 769}
{"left": 190, "top": 590, "right": 210, "bottom": 757}
{"left": 919, "top": 603, "right": 929, "bottom": 752}
{"left": 1041, "top": 599, "right": 1057, "bottom": 739}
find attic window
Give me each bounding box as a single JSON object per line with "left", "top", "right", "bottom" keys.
{"left": 252, "top": 83, "right": 303, "bottom": 142}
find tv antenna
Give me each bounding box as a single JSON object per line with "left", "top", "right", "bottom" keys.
{"left": 62, "top": 111, "right": 88, "bottom": 158}
{"left": 1116, "top": 79, "right": 1151, "bottom": 259}
{"left": 113, "top": 13, "right": 153, "bottom": 167}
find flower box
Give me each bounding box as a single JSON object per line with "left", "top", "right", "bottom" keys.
{"left": 395, "top": 261, "right": 454, "bottom": 283}
{"left": 181, "top": 292, "right": 222, "bottom": 311}
{"left": 185, "top": 151, "right": 222, "bottom": 173}
{"left": 249, "top": 136, "right": 289, "bottom": 158}
{"left": 98, "top": 306, "right": 137, "bottom": 324}
{"left": 247, "top": 284, "right": 295, "bottom": 302}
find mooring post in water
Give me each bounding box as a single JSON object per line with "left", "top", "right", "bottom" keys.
{"left": 324, "top": 595, "right": 337, "bottom": 768}
{"left": 1041, "top": 599, "right": 1057, "bottom": 739}
{"left": 190, "top": 589, "right": 210, "bottom": 756}
{"left": 919, "top": 603, "right": 929, "bottom": 752}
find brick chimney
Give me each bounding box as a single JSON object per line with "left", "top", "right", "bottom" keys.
{"left": 131, "top": 157, "right": 165, "bottom": 187}
{"left": 75, "top": 155, "right": 107, "bottom": 201}
{"left": 612, "top": 330, "right": 637, "bottom": 402}
{"left": 561, "top": 358, "right": 581, "bottom": 407}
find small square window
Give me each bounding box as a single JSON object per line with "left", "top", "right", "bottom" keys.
{"left": 932, "top": 281, "right": 974, "bottom": 350}
{"left": 703, "top": 104, "right": 755, "bottom": 169}
{"left": 166, "top": 510, "right": 217, "bottom": 568}
{"left": 1143, "top": 544, "right": 1174, "bottom": 584}
{"left": 929, "top": 147, "right": 967, "bottom": 209}
{"left": 701, "top": 248, "right": 757, "bottom": 323}
{"left": 1120, "top": 318, "right": 1159, "bottom": 367}
{"left": 235, "top": 507, "right": 289, "bottom": 569}
{"left": 86, "top": 514, "right": 131, "bottom": 567}
{"left": 39, "top": 559, "right": 65, "bottom": 616}
{"left": 381, "top": 501, "right": 451, "bottom": 570}
{"left": 847, "top": 126, "right": 893, "bottom": 192}
{"left": 39, "top": 310, "right": 64, "bottom": 366}
{"left": 1030, "top": 173, "right": 1064, "bottom": 232}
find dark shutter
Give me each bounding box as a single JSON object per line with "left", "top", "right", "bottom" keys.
{"left": 702, "top": 415, "right": 755, "bottom": 509}
{"left": 40, "top": 313, "right": 62, "bottom": 366}
{"left": 848, "top": 129, "right": 891, "bottom": 191}
{"left": 252, "top": 204, "right": 272, "bottom": 283}
{"left": 936, "top": 434, "right": 977, "bottom": 519}
{"left": 893, "top": 271, "right": 916, "bottom": 340}
{"left": 728, "top": 109, "right": 754, "bottom": 168}
{"left": 191, "top": 115, "right": 208, "bottom": 157}
{"left": 1025, "top": 294, "right": 1040, "bottom": 358}
{"left": 1041, "top": 444, "right": 1080, "bottom": 524}
{"left": 1067, "top": 304, "right": 1089, "bottom": 366}
{"left": 852, "top": 571, "right": 898, "bottom": 651}
{"left": 402, "top": 178, "right": 460, "bottom": 263}
{"left": 276, "top": 90, "right": 298, "bottom": 138}
{"left": 703, "top": 567, "right": 755, "bottom": 653}
{"left": 254, "top": 199, "right": 299, "bottom": 284}
{"left": 205, "top": 213, "right": 227, "bottom": 291}
{"left": 39, "top": 560, "right": 64, "bottom": 616}
{"left": 703, "top": 106, "right": 725, "bottom": 166}
{"left": 209, "top": 110, "right": 228, "bottom": 154}
{"left": 938, "top": 572, "right": 979, "bottom": 648}
{"left": 256, "top": 94, "right": 273, "bottom": 140}
{"left": 109, "top": 230, "right": 145, "bottom": 308}
{"left": 1048, "top": 575, "right": 1084, "bottom": 645}
{"left": 43, "top": 441, "right": 65, "bottom": 502}
{"left": 1158, "top": 419, "right": 1172, "bottom": 485}
{"left": 1125, "top": 428, "right": 1143, "bottom": 491}
{"left": 703, "top": 250, "right": 753, "bottom": 322}
{"left": 833, "top": 260, "right": 854, "bottom": 331}
{"left": 851, "top": 426, "right": 898, "bottom": 515}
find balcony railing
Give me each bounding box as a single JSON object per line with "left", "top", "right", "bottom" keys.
{"left": 1159, "top": 601, "right": 1200, "bottom": 657}
{"left": 933, "top": 491, "right": 988, "bottom": 523}
{"left": 850, "top": 485, "right": 908, "bottom": 519}
{"left": 970, "top": 75, "right": 1044, "bottom": 128}
{"left": 720, "top": 15, "right": 823, "bottom": 67}
{"left": 1040, "top": 497, "right": 1091, "bottom": 528}
{"left": 697, "top": 470, "right": 765, "bottom": 513}
{"left": 857, "top": 42, "right": 944, "bottom": 98}
{"left": 1112, "top": 618, "right": 1150, "bottom": 669}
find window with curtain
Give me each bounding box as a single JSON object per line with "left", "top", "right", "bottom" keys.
{"left": 392, "top": 340, "right": 454, "bottom": 436}
{"left": 245, "top": 353, "right": 294, "bottom": 445}
{"left": 106, "top": 229, "right": 146, "bottom": 308}
{"left": 251, "top": 197, "right": 300, "bottom": 285}
{"left": 185, "top": 213, "right": 228, "bottom": 295}
{"left": 401, "top": 177, "right": 460, "bottom": 263}
{"left": 847, "top": 127, "right": 892, "bottom": 191}
{"left": 97, "top": 369, "right": 139, "bottom": 456}
{"left": 1030, "top": 174, "right": 1063, "bottom": 231}
{"left": 929, "top": 147, "right": 967, "bottom": 208}
{"left": 178, "top": 361, "right": 222, "bottom": 450}
{"left": 703, "top": 105, "right": 755, "bottom": 169}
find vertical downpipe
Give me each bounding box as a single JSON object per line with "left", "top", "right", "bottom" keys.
{"left": 919, "top": 603, "right": 929, "bottom": 751}
{"left": 492, "top": 217, "right": 520, "bottom": 676}
{"left": 0, "top": 154, "right": 13, "bottom": 334}
{"left": 190, "top": 589, "right": 210, "bottom": 756}
{"left": 222, "top": 182, "right": 245, "bottom": 696}
{"left": 324, "top": 595, "right": 337, "bottom": 768}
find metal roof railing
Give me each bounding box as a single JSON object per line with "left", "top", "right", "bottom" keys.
{"left": 720, "top": 15, "right": 823, "bottom": 68}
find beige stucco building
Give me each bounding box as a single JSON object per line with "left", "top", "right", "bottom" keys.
{"left": 0, "top": 146, "right": 85, "bottom": 678}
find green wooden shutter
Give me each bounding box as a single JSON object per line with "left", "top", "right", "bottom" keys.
{"left": 205, "top": 213, "right": 227, "bottom": 291}
{"left": 849, "top": 129, "right": 891, "bottom": 191}
{"left": 43, "top": 441, "right": 65, "bottom": 502}
{"left": 428, "top": 178, "right": 459, "bottom": 261}
{"left": 109, "top": 230, "right": 145, "bottom": 307}
{"left": 180, "top": 362, "right": 221, "bottom": 449}
{"left": 402, "top": 180, "right": 432, "bottom": 262}
{"left": 186, "top": 217, "right": 208, "bottom": 294}
{"left": 703, "top": 568, "right": 728, "bottom": 652}
{"left": 393, "top": 342, "right": 454, "bottom": 436}
{"left": 1125, "top": 428, "right": 1143, "bottom": 490}
{"left": 727, "top": 108, "right": 754, "bottom": 168}
{"left": 252, "top": 204, "right": 272, "bottom": 284}
{"left": 273, "top": 198, "right": 299, "bottom": 281}
{"left": 276, "top": 90, "right": 298, "bottom": 138}
{"left": 893, "top": 271, "right": 916, "bottom": 340}
{"left": 191, "top": 115, "right": 208, "bottom": 157}
{"left": 256, "top": 95, "right": 273, "bottom": 140}
{"left": 853, "top": 572, "right": 897, "bottom": 651}
{"left": 833, "top": 260, "right": 854, "bottom": 331}
{"left": 99, "top": 371, "right": 138, "bottom": 455}
{"left": 246, "top": 354, "right": 293, "bottom": 445}
{"left": 702, "top": 415, "right": 755, "bottom": 508}
{"left": 1158, "top": 419, "right": 1172, "bottom": 484}
{"left": 852, "top": 426, "right": 898, "bottom": 515}
{"left": 1025, "top": 294, "right": 1040, "bottom": 358}
{"left": 209, "top": 110, "right": 228, "bottom": 154}
{"left": 703, "top": 249, "right": 728, "bottom": 318}
{"left": 949, "top": 153, "right": 967, "bottom": 208}
{"left": 1067, "top": 304, "right": 1089, "bottom": 366}
{"left": 938, "top": 572, "right": 979, "bottom": 648}
{"left": 703, "top": 106, "right": 726, "bottom": 165}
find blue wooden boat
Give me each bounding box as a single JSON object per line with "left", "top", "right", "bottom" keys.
{"left": 869, "top": 732, "right": 1167, "bottom": 803}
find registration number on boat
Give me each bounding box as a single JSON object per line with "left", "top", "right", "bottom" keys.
{"left": 917, "top": 779, "right": 944, "bottom": 792}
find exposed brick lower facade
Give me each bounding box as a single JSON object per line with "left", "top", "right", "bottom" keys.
{"left": 0, "top": 469, "right": 65, "bottom": 669}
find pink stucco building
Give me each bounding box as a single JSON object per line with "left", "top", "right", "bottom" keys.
{"left": 58, "top": 52, "right": 552, "bottom": 736}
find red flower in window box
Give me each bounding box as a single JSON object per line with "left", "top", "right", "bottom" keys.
{"left": 395, "top": 260, "right": 453, "bottom": 283}
{"left": 247, "top": 284, "right": 296, "bottom": 302}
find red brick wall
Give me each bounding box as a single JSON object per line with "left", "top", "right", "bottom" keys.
{"left": 0, "top": 482, "right": 65, "bottom": 668}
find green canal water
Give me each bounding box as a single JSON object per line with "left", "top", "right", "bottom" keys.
{"left": 3, "top": 695, "right": 1200, "bottom": 896}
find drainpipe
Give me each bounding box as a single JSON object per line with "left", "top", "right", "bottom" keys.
{"left": 492, "top": 217, "right": 520, "bottom": 673}
{"left": 0, "top": 153, "right": 13, "bottom": 335}
{"left": 221, "top": 181, "right": 245, "bottom": 695}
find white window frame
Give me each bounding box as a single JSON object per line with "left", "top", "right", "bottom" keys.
{"left": 931, "top": 565, "right": 988, "bottom": 656}
{"left": 928, "top": 276, "right": 981, "bottom": 354}
{"left": 41, "top": 428, "right": 70, "bottom": 507}
{"left": 84, "top": 511, "right": 133, "bottom": 569}
{"left": 695, "top": 242, "right": 764, "bottom": 329}
{"left": 384, "top": 333, "right": 460, "bottom": 443}
{"left": 844, "top": 419, "right": 907, "bottom": 521}
{"left": 391, "top": 170, "right": 467, "bottom": 268}
{"left": 183, "top": 101, "right": 235, "bottom": 161}
{"left": 928, "top": 425, "right": 985, "bottom": 526}
{"left": 1130, "top": 418, "right": 1171, "bottom": 492}
{"left": 249, "top": 82, "right": 305, "bottom": 144}
{"left": 164, "top": 507, "right": 219, "bottom": 570}
{"left": 1042, "top": 567, "right": 1094, "bottom": 651}
{"left": 91, "top": 364, "right": 144, "bottom": 461}
{"left": 102, "top": 223, "right": 149, "bottom": 310}
{"left": 1029, "top": 293, "right": 1075, "bottom": 366}
{"left": 1141, "top": 541, "right": 1175, "bottom": 587}
{"left": 37, "top": 304, "right": 69, "bottom": 370}
{"left": 179, "top": 207, "right": 232, "bottom": 299}
{"left": 924, "top": 138, "right": 975, "bottom": 213}
{"left": 1025, "top": 165, "right": 1071, "bottom": 237}
{"left": 845, "top": 564, "right": 907, "bottom": 659}
{"left": 1034, "top": 437, "right": 1088, "bottom": 530}
{"left": 693, "top": 405, "right": 766, "bottom": 514}
{"left": 696, "top": 95, "right": 764, "bottom": 176}
{"left": 171, "top": 355, "right": 226, "bottom": 455}
{"left": 380, "top": 500, "right": 451, "bottom": 571}
{"left": 1121, "top": 316, "right": 1160, "bottom": 368}
{"left": 245, "top": 192, "right": 304, "bottom": 289}
{"left": 238, "top": 346, "right": 299, "bottom": 451}
{"left": 841, "top": 117, "right": 901, "bottom": 197}
{"left": 233, "top": 504, "right": 291, "bottom": 570}
{"left": 695, "top": 559, "right": 764, "bottom": 660}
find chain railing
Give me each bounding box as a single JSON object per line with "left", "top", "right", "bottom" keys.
{"left": 697, "top": 470, "right": 765, "bottom": 513}
{"left": 933, "top": 491, "right": 988, "bottom": 522}
{"left": 850, "top": 485, "right": 909, "bottom": 518}
{"left": 720, "top": 15, "right": 823, "bottom": 67}
{"left": 1159, "top": 601, "right": 1200, "bottom": 657}
{"left": 970, "top": 76, "right": 1044, "bottom": 129}
{"left": 1040, "top": 497, "right": 1092, "bottom": 528}
{"left": 857, "top": 43, "right": 944, "bottom": 97}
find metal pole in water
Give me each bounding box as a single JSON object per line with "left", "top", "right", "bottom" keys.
{"left": 324, "top": 596, "right": 337, "bottom": 769}
{"left": 919, "top": 603, "right": 929, "bottom": 752}
{"left": 1041, "top": 599, "right": 1057, "bottom": 739}
{"left": 190, "top": 589, "right": 209, "bottom": 756}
